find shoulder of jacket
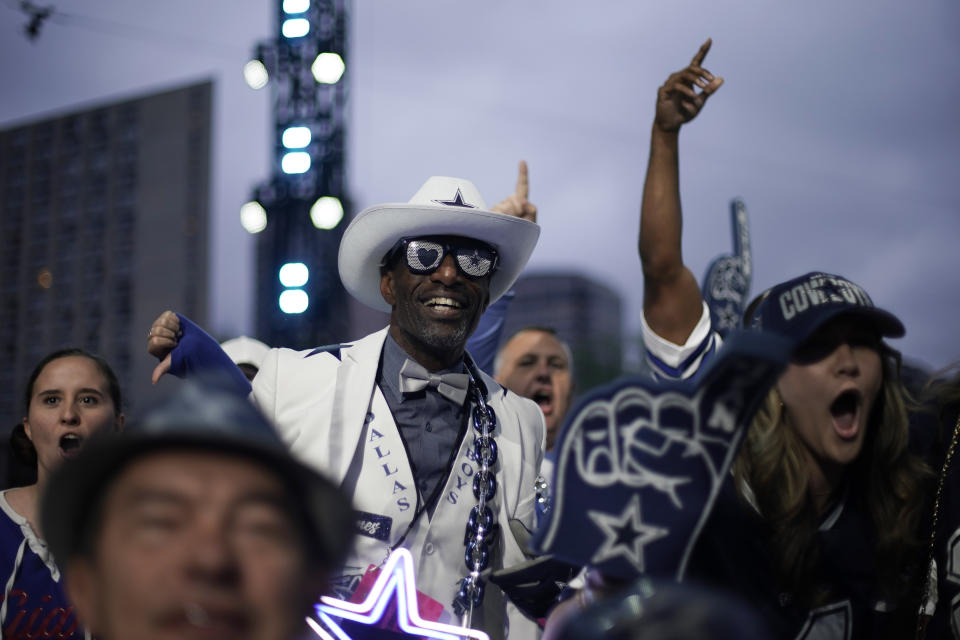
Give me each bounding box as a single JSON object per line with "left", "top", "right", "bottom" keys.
{"left": 487, "top": 378, "right": 543, "bottom": 423}
{"left": 302, "top": 343, "right": 345, "bottom": 361}
{"left": 268, "top": 342, "right": 352, "bottom": 364}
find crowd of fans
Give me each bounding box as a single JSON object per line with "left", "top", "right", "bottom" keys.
{"left": 1, "top": 38, "right": 957, "bottom": 640}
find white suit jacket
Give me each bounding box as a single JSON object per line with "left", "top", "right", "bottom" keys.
{"left": 252, "top": 328, "right": 545, "bottom": 639}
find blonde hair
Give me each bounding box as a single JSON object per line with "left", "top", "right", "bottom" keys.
{"left": 732, "top": 348, "right": 932, "bottom": 607}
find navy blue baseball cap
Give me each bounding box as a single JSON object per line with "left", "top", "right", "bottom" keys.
{"left": 744, "top": 272, "right": 904, "bottom": 346}
{"left": 41, "top": 377, "right": 355, "bottom": 571}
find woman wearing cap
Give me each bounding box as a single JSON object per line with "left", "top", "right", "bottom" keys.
{"left": 543, "top": 272, "right": 932, "bottom": 639}
{"left": 637, "top": 41, "right": 933, "bottom": 637}
{"left": 1, "top": 348, "right": 124, "bottom": 638}
{"left": 677, "top": 274, "right": 933, "bottom": 638}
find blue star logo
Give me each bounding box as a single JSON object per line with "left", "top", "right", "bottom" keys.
{"left": 587, "top": 494, "right": 669, "bottom": 573}
{"left": 714, "top": 304, "right": 740, "bottom": 331}
{"left": 432, "top": 188, "right": 477, "bottom": 208}
{"left": 533, "top": 331, "right": 791, "bottom": 581}
{"left": 308, "top": 548, "right": 491, "bottom": 640}
{"left": 818, "top": 279, "right": 844, "bottom": 299}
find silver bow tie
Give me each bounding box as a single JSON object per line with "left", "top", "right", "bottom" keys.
{"left": 398, "top": 359, "right": 470, "bottom": 406}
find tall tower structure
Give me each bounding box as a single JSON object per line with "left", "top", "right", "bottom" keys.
{"left": 243, "top": 0, "right": 350, "bottom": 349}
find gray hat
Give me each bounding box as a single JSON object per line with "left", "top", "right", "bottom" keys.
{"left": 220, "top": 335, "right": 271, "bottom": 369}
{"left": 41, "top": 378, "right": 355, "bottom": 570}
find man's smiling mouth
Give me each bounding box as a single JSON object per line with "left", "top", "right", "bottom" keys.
{"left": 424, "top": 296, "right": 464, "bottom": 310}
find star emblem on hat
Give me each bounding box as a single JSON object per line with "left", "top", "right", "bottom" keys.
{"left": 432, "top": 188, "right": 477, "bottom": 208}
{"left": 818, "top": 278, "right": 843, "bottom": 299}
{"left": 587, "top": 494, "right": 668, "bottom": 573}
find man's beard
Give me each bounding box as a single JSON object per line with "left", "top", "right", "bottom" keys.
{"left": 417, "top": 318, "right": 472, "bottom": 354}
{"left": 393, "top": 297, "right": 476, "bottom": 360}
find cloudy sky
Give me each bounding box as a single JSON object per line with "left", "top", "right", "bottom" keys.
{"left": 2, "top": 0, "right": 958, "bottom": 370}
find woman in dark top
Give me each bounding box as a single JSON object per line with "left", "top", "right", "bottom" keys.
{"left": 688, "top": 274, "right": 934, "bottom": 639}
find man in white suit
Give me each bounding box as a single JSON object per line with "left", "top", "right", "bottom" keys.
{"left": 247, "top": 176, "right": 544, "bottom": 638}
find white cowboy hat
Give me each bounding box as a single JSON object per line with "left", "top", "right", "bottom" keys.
{"left": 219, "top": 336, "right": 271, "bottom": 369}
{"left": 339, "top": 176, "right": 540, "bottom": 312}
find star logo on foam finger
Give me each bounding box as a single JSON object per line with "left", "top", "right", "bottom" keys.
{"left": 714, "top": 303, "right": 741, "bottom": 332}
{"left": 533, "top": 331, "right": 791, "bottom": 581}
{"left": 432, "top": 188, "right": 477, "bottom": 208}
{"left": 588, "top": 494, "right": 669, "bottom": 573}
{"left": 308, "top": 548, "right": 490, "bottom": 640}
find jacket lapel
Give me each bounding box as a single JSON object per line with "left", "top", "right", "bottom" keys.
{"left": 329, "top": 327, "right": 390, "bottom": 481}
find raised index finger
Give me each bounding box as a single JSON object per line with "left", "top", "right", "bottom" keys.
{"left": 690, "top": 38, "right": 713, "bottom": 67}
{"left": 514, "top": 160, "right": 529, "bottom": 200}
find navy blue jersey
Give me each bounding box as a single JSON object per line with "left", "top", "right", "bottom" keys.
{"left": 642, "top": 301, "right": 722, "bottom": 382}
{"left": 0, "top": 492, "right": 83, "bottom": 639}
{"left": 687, "top": 477, "right": 916, "bottom": 639}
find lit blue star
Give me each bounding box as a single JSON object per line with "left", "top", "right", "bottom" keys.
{"left": 308, "top": 548, "right": 490, "bottom": 640}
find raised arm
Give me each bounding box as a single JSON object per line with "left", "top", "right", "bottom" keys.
{"left": 490, "top": 160, "right": 537, "bottom": 223}
{"left": 466, "top": 161, "right": 536, "bottom": 373}
{"left": 640, "top": 39, "right": 723, "bottom": 345}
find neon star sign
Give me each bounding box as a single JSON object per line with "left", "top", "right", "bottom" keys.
{"left": 308, "top": 548, "right": 491, "bottom": 640}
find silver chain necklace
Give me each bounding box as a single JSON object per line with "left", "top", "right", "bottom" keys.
{"left": 453, "top": 361, "right": 499, "bottom": 629}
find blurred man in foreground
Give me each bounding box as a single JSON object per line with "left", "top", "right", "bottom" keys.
{"left": 40, "top": 381, "right": 354, "bottom": 640}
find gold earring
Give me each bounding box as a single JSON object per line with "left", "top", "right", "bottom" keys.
{"left": 773, "top": 390, "right": 785, "bottom": 416}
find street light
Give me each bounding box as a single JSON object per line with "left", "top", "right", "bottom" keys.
{"left": 282, "top": 0, "right": 309, "bottom": 12}
{"left": 281, "top": 151, "right": 311, "bottom": 174}
{"left": 281, "top": 126, "right": 312, "bottom": 149}
{"left": 240, "top": 201, "right": 268, "bottom": 234}
{"left": 278, "top": 262, "right": 309, "bottom": 288}
{"left": 281, "top": 18, "right": 309, "bottom": 38}
{"left": 311, "top": 52, "right": 345, "bottom": 84}
{"left": 242, "top": 59, "right": 269, "bottom": 90}
{"left": 310, "top": 196, "right": 344, "bottom": 230}
{"left": 278, "top": 289, "right": 309, "bottom": 314}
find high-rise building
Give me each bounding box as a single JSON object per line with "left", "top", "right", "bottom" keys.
{"left": 502, "top": 272, "right": 624, "bottom": 390}
{"left": 0, "top": 80, "right": 212, "bottom": 427}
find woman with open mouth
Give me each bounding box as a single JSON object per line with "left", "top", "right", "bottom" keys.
{"left": 1, "top": 348, "right": 124, "bottom": 639}
{"left": 628, "top": 41, "right": 936, "bottom": 638}
{"left": 681, "top": 273, "right": 936, "bottom": 639}
{"left": 548, "top": 272, "right": 936, "bottom": 640}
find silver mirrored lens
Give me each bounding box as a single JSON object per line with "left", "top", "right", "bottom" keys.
{"left": 456, "top": 249, "right": 493, "bottom": 277}
{"left": 406, "top": 240, "right": 444, "bottom": 272}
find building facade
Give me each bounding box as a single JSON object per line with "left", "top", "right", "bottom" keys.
{"left": 0, "top": 81, "right": 212, "bottom": 430}
{"left": 503, "top": 272, "right": 624, "bottom": 391}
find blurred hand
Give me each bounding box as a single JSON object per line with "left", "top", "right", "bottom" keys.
{"left": 654, "top": 38, "right": 724, "bottom": 133}
{"left": 542, "top": 569, "right": 628, "bottom": 640}
{"left": 491, "top": 160, "right": 538, "bottom": 223}
{"left": 146, "top": 310, "right": 181, "bottom": 383}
